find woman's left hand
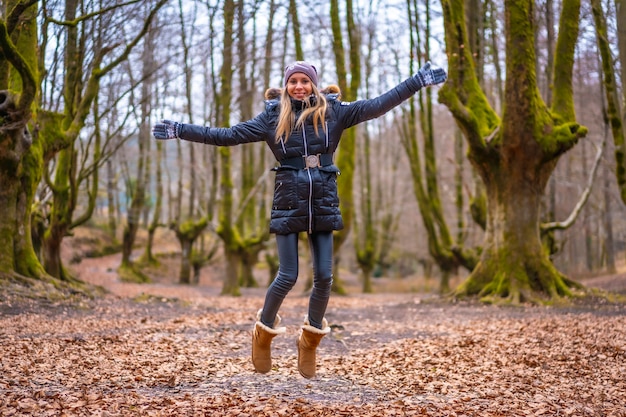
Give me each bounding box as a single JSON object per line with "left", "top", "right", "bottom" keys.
{"left": 415, "top": 62, "right": 447, "bottom": 88}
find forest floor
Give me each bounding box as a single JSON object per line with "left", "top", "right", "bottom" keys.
{"left": 1, "top": 228, "right": 626, "bottom": 416}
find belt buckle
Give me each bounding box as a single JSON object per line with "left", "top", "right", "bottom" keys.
{"left": 304, "top": 154, "right": 320, "bottom": 169}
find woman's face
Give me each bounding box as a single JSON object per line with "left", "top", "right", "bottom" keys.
{"left": 286, "top": 73, "right": 313, "bottom": 100}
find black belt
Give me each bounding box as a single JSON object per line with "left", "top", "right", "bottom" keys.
{"left": 280, "top": 153, "right": 333, "bottom": 169}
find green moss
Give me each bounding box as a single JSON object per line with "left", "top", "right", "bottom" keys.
{"left": 178, "top": 217, "right": 208, "bottom": 238}
{"left": 118, "top": 263, "right": 151, "bottom": 283}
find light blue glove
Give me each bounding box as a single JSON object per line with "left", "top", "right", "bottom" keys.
{"left": 415, "top": 61, "right": 447, "bottom": 88}
{"left": 152, "top": 119, "right": 182, "bottom": 140}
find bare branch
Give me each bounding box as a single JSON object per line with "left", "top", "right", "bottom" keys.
{"left": 541, "top": 135, "right": 606, "bottom": 232}
{"left": 65, "top": 0, "right": 168, "bottom": 139}
{"left": 43, "top": 0, "right": 146, "bottom": 27}
{"left": 99, "top": 0, "right": 169, "bottom": 76}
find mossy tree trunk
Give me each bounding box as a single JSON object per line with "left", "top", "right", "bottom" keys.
{"left": 590, "top": 0, "right": 625, "bottom": 205}
{"left": 354, "top": 118, "right": 375, "bottom": 294}
{"left": 215, "top": 0, "right": 241, "bottom": 296}
{"left": 236, "top": 0, "right": 270, "bottom": 289}
{"left": 119, "top": 17, "right": 157, "bottom": 282}
{"left": 440, "top": 0, "right": 587, "bottom": 303}
{"left": 140, "top": 141, "right": 163, "bottom": 266}
{"left": 166, "top": 1, "right": 211, "bottom": 285}
{"left": 0, "top": 3, "right": 47, "bottom": 281}
{"left": 329, "top": 0, "right": 360, "bottom": 295}
{"left": 42, "top": 0, "right": 82, "bottom": 281}
{"left": 175, "top": 219, "right": 209, "bottom": 285}
{"left": 352, "top": 33, "right": 404, "bottom": 292}
{"left": 400, "top": 0, "right": 461, "bottom": 294}
{"left": 353, "top": 3, "right": 399, "bottom": 294}
{"left": 618, "top": 0, "right": 626, "bottom": 193}
{"left": 208, "top": 0, "right": 269, "bottom": 295}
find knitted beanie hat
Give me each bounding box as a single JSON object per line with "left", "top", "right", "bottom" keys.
{"left": 284, "top": 61, "right": 318, "bottom": 87}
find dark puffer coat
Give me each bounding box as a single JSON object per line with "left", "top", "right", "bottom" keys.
{"left": 178, "top": 75, "right": 423, "bottom": 235}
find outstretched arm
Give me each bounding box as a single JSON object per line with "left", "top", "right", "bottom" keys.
{"left": 338, "top": 61, "right": 447, "bottom": 127}
{"left": 152, "top": 115, "right": 271, "bottom": 146}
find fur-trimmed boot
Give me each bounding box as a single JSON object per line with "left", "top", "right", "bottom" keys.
{"left": 297, "top": 316, "right": 331, "bottom": 379}
{"left": 252, "top": 309, "right": 286, "bottom": 373}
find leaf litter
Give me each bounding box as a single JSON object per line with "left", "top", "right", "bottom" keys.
{"left": 1, "top": 289, "right": 625, "bottom": 417}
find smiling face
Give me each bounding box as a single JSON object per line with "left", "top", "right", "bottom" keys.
{"left": 286, "top": 73, "right": 314, "bottom": 100}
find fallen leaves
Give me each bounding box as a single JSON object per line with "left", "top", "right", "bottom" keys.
{"left": 1, "top": 295, "right": 625, "bottom": 416}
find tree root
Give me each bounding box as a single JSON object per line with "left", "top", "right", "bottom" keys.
{"left": 452, "top": 253, "right": 618, "bottom": 306}
{"left": 0, "top": 270, "right": 104, "bottom": 305}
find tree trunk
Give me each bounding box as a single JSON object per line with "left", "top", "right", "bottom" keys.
{"left": 0, "top": 2, "right": 46, "bottom": 281}
{"left": 240, "top": 246, "right": 261, "bottom": 288}
{"left": 603, "top": 163, "right": 616, "bottom": 273}
{"left": 591, "top": 0, "right": 626, "bottom": 205}
{"left": 106, "top": 159, "right": 117, "bottom": 239}
{"left": 215, "top": 0, "right": 242, "bottom": 296}
{"left": 236, "top": 2, "right": 270, "bottom": 289}
{"left": 0, "top": 98, "right": 23, "bottom": 274}
{"left": 328, "top": 0, "right": 359, "bottom": 295}
{"left": 402, "top": 0, "right": 462, "bottom": 293}
{"left": 141, "top": 141, "right": 163, "bottom": 265}
{"left": 354, "top": 34, "right": 378, "bottom": 293}
{"left": 166, "top": 1, "right": 211, "bottom": 284}
{"left": 582, "top": 143, "right": 593, "bottom": 271}
{"left": 179, "top": 239, "right": 193, "bottom": 285}
{"left": 39, "top": 0, "right": 164, "bottom": 282}
{"left": 43, "top": 148, "right": 74, "bottom": 280}
{"left": 615, "top": 0, "right": 626, "bottom": 203}
{"left": 119, "top": 16, "right": 158, "bottom": 282}
{"left": 361, "top": 267, "right": 373, "bottom": 294}
{"left": 174, "top": 218, "right": 209, "bottom": 284}
{"left": 441, "top": 0, "right": 587, "bottom": 303}
{"left": 457, "top": 165, "right": 574, "bottom": 302}
{"left": 221, "top": 250, "right": 241, "bottom": 296}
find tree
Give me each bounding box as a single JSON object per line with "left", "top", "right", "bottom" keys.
{"left": 329, "top": 0, "right": 360, "bottom": 295}
{"left": 234, "top": 0, "right": 272, "bottom": 289}
{"left": 592, "top": 0, "right": 625, "bottom": 206}
{"left": 399, "top": 0, "right": 465, "bottom": 294}
{"left": 214, "top": 0, "right": 241, "bottom": 296}
{"left": 166, "top": 0, "right": 209, "bottom": 285}
{"left": 119, "top": 13, "right": 159, "bottom": 283}
{"left": 0, "top": 1, "right": 161, "bottom": 289}
{"left": 0, "top": 1, "right": 40, "bottom": 281}
{"left": 43, "top": 1, "right": 166, "bottom": 282}
{"left": 440, "top": 0, "right": 587, "bottom": 303}
{"left": 614, "top": 0, "right": 626, "bottom": 204}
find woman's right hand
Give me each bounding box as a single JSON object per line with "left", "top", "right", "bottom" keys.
{"left": 152, "top": 119, "right": 182, "bottom": 140}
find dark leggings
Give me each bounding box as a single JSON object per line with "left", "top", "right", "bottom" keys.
{"left": 260, "top": 231, "right": 333, "bottom": 329}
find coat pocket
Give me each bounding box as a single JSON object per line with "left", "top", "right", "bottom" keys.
{"left": 272, "top": 170, "right": 298, "bottom": 210}
{"left": 319, "top": 167, "right": 340, "bottom": 208}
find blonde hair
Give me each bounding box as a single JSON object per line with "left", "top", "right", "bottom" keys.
{"left": 275, "top": 84, "right": 328, "bottom": 143}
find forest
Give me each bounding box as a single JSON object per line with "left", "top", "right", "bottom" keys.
{"left": 0, "top": 0, "right": 625, "bottom": 300}
{"left": 1, "top": 0, "right": 626, "bottom": 415}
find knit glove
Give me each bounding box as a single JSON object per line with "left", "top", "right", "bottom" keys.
{"left": 152, "top": 119, "right": 182, "bottom": 140}
{"left": 414, "top": 61, "right": 447, "bottom": 88}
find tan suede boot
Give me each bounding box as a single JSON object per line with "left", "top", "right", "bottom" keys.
{"left": 252, "top": 309, "right": 286, "bottom": 373}
{"left": 297, "top": 316, "right": 330, "bottom": 379}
